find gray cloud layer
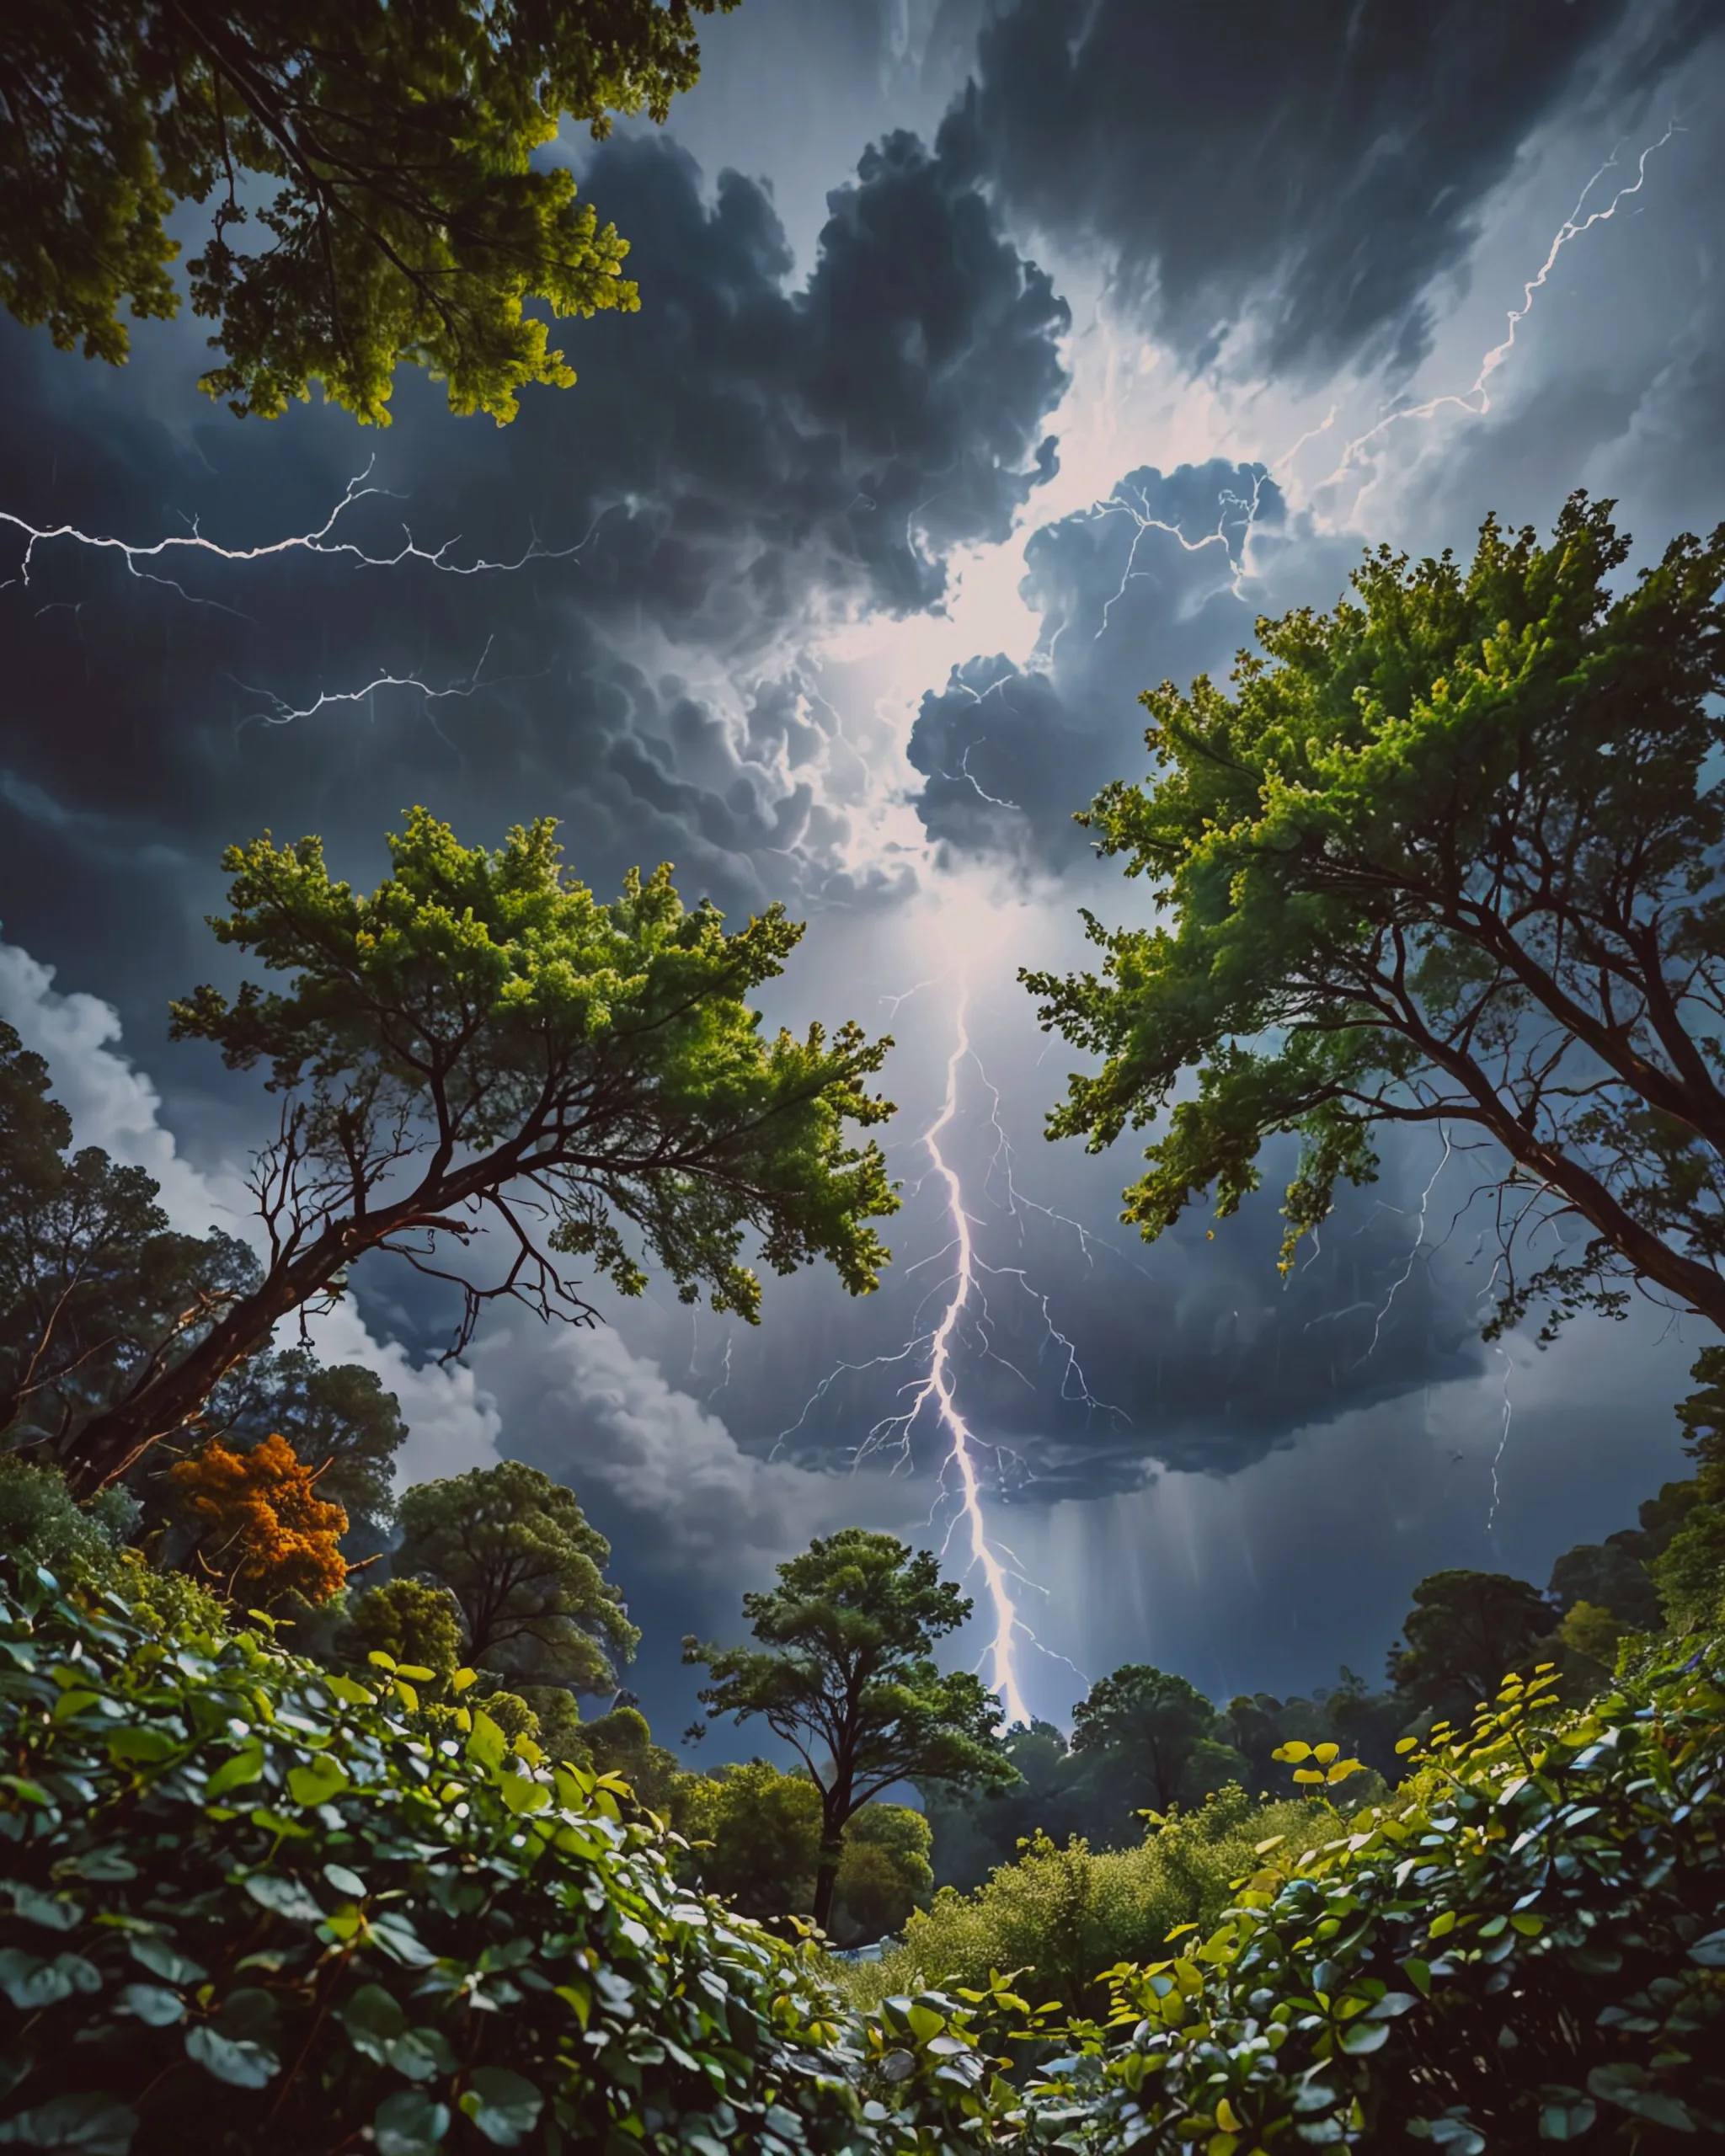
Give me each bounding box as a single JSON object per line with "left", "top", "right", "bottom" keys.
{"left": 950, "top": 0, "right": 1713, "bottom": 382}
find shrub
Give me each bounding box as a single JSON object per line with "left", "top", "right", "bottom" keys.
{"left": 838, "top": 1788, "right": 1318, "bottom": 2019}
{"left": 0, "top": 1567, "right": 884, "bottom": 2155}
{"left": 1057, "top": 1646, "right": 1725, "bottom": 2150}
{"left": 168, "top": 1432, "right": 349, "bottom": 1609}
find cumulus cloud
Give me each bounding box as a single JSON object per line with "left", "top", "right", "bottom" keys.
{"left": 473, "top": 1321, "right": 920, "bottom": 1574}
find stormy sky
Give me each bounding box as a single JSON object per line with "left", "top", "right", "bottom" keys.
{"left": 3, "top": 0, "right": 1722, "bottom": 1741}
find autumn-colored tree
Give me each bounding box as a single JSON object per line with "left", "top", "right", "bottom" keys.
{"left": 168, "top": 1432, "right": 347, "bottom": 1609}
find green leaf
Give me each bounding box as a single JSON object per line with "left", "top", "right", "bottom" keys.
{"left": 497, "top": 1771, "right": 550, "bottom": 1816}
{"left": 375, "top": 2091, "right": 451, "bottom": 2156}
{"left": 286, "top": 1757, "right": 350, "bottom": 1807}
{"left": 465, "top": 1713, "right": 508, "bottom": 1771}
{"left": 127, "top": 1936, "right": 206, "bottom": 1986}
{"left": 0, "top": 2094, "right": 138, "bottom": 2153}
{"left": 206, "top": 1744, "right": 266, "bottom": 1799}
{"left": 338, "top": 1983, "right": 408, "bottom": 2063}
{"left": 8, "top": 1886, "right": 80, "bottom": 1931}
{"left": 117, "top": 1984, "right": 184, "bottom": 2027}
{"left": 1337, "top": 2019, "right": 1391, "bottom": 2055}
{"left": 458, "top": 2066, "right": 543, "bottom": 2147}
{"left": 1689, "top": 1928, "right": 1725, "bottom": 1967}
{"left": 1586, "top": 2065, "right": 1694, "bottom": 2132}
{"left": 387, "top": 2027, "right": 459, "bottom": 2083}
{"left": 1539, "top": 2095, "right": 1597, "bottom": 2141}
{"left": 184, "top": 2025, "right": 278, "bottom": 2089}
{"left": 105, "top": 1726, "right": 177, "bottom": 1766}
{"left": 323, "top": 1862, "right": 367, "bottom": 1899}
{"left": 243, "top": 1873, "right": 323, "bottom": 1925}
{"left": 1401, "top": 1958, "right": 1432, "bottom": 1999}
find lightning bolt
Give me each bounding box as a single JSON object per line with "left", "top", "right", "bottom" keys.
{"left": 230, "top": 635, "right": 539, "bottom": 732}
{"left": 0, "top": 460, "right": 618, "bottom": 603}
{"left": 1351, "top": 1125, "right": 1452, "bottom": 1365}
{"left": 1317, "top": 120, "right": 1681, "bottom": 493}
{"left": 1486, "top": 1344, "right": 1514, "bottom": 1537}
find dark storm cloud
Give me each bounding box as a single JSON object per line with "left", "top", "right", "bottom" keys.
{"left": 949, "top": 0, "right": 1714, "bottom": 382}
{"left": 0, "top": 122, "right": 1070, "bottom": 1030}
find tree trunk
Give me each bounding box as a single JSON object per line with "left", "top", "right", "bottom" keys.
{"left": 812, "top": 1836, "right": 843, "bottom": 1935}
{"left": 63, "top": 1225, "right": 355, "bottom": 1495}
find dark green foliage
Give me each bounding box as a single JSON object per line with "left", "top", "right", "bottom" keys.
{"left": 1055, "top": 1647, "right": 1725, "bottom": 2151}
{"left": 1071, "top": 1663, "right": 1238, "bottom": 1825}
{"left": 68, "top": 815, "right": 897, "bottom": 1487}
{"left": 396, "top": 1461, "right": 638, "bottom": 1695}
{"left": 0, "top": 0, "right": 734, "bottom": 423}
{"left": 208, "top": 1344, "right": 406, "bottom": 1539}
{"left": 1026, "top": 498, "right": 1725, "bottom": 1340}
{"left": 1387, "top": 1567, "right": 1560, "bottom": 1725}
{"left": 1547, "top": 1538, "right": 1662, "bottom": 1630}
{"left": 0, "top": 1569, "right": 879, "bottom": 2156}
{"left": 684, "top": 1529, "right": 1015, "bottom": 1928}
{"left": 0, "top": 1021, "right": 255, "bottom": 1453}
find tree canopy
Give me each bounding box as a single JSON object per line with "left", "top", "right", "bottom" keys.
{"left": 1025, "top": 498, "right": 1725, "bottom": 1341}
{"left": 683, "top": 1529, "right": 1014, "bottom": 1928}
{"left": 0, "top": 0, "right": 735, "bottom": 424}
{"left": 1070, "top": 1660, "right": 1236, "bottom": 1819}
{"left": 395, "top": 1460, "right": 638, "bottom": 1695}
{"left": 1387, "top": 1566, "right": 1559, "bottom": 1726}
{"left": 64, "top": 811, "right": 896, "bottom": 1489}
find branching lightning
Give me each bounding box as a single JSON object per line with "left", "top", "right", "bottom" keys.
{"left": 1317, "top": 120, "right": 1680, "bottom": 493}
{"left": 230, "top": 634, "right": 542, "bottom": 733}
{"left": 0, "top": 460, "right": 611, "bottom": 602}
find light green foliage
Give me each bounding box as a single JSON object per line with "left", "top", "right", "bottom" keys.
{"left": 841, "top": 1789, "right": 1317, "bottom": 2021}
{"left": 569, "top": 1706, "right": 680, "bottom": 1814}
{"left": 685, "top": 1529, "right": 1015, "bottom": 1928}
{"left": 343, "top": 1578, "right": 464, "bottom": 1679}
{"left": 830, "top": 1805, "right": 934, "bottom": 1946}
{"left": 1049, "top": 1651, "right": 1725, "bottom": 2150}
{"left": 1026, "top": 498, "right": 1725, "bottom": 1340}
{"left": 673, "top": 1763, "right": 930, "bottom": 1941}
{"left": 674, "top": 1758, "right": 823, "bottom": 1919}
{"left": 395, "top": 1461, "right": 637, "bottom": 1698}
{"left": 1556, "top": 1598, "right": 1633, "bottom": 1673}
{"left": 0, "top": 0, "right": 735, "bottom": 423}
{"left": 70, "top": 814, "right": 896, "bottom": 1486}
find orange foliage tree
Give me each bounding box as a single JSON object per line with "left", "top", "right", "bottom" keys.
{"left": 168, "top": 1433, "right": 348, "bottom": 1609}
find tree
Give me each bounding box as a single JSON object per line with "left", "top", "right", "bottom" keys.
{"left": 1069, "top": 1662, "right": 1221, "bottom": 1822}
{"left": 1024, "top": 499, "right": 1725, "bottom": 1343}
{"left": 63, "top": 812, "right": 897, "bottom": 1490}
{"left": 683, "top": 1529, "right": 1015, "bottom": 1929}
{"left": 341, "top": 1576, "right": 463, "bottom": 1677}
{"left": 395, "top": 1460, "right": 636, "bottom": 1697}
{"left": 0, "top": 1022, "right": 255, "bottom": 1452}
{"left": 168, "top": 1430, "right": 348, "bottom": 1608}
{"left": 208, "top": 1345, "right": 406, "bottom": 1537}
{"left": 830, "top": 1804, "right": 933, "bottom": 1946}
{"left": 674, "top": 1758, "right": 823, "bottom": 1921}
{"left": 0, "top": 0, "right": 735, "bottom": 424}
{"left": 1388, "top": 1568, "right": 1559, "bottom": 1724}
{"left": 1546, "top": 1538, "right": 1661, "bottom": 1631}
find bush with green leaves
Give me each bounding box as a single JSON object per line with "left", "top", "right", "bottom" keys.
{"left": 838, "top": 1788, "right": 1319, "bottom": 2020}
{"left": 0, "top": 1566, "right": 900, "bottom": 2155}
{"left": 1055, "top": 1648, "right": 1725, "bottom": 2151}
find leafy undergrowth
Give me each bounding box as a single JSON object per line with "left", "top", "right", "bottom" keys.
{"left": 0, "top": 1566, "right": 882, "bottom": 2156}
{"left": 1049, "top": 1647, "right": 1725, "bottom": 2151}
